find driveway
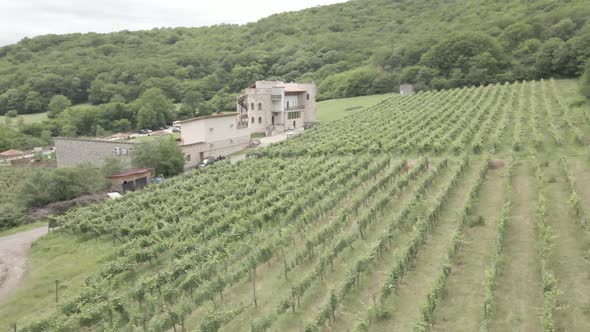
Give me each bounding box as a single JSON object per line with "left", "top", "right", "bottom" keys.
{"left": 259, "top": 128, "right": 304, "bottom": 147}
{"left": 0, "top": 226, "right": 48, "bottom": 303}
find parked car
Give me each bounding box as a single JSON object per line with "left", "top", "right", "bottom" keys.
{"left": 197, "top": 156, "right": 218, "bottom": 168}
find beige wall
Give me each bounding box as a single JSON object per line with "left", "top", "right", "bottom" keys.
{"left": 245, "top": 88, "right": 272, "bottom": 134}
{"left": 180, "top": 114, "right": 246, "bottom": 145}
{"left": 303, "top": 83, "right": 317, "bottom": 123}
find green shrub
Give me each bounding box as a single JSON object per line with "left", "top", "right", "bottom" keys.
{"left": 5, "top": 110, "right": 18, "bottom": 118}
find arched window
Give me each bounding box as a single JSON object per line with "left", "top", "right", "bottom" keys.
{"left": 258, "top": 103, "right": 262, "bottom": 111}
{"left": 258, "top": 116, "right": 262, "bottom": 124}
{"left": 251, "top": 117, "right": 255, "bottom": 124}
{"left": 251, "top": 103, "right": 255, "bottom": 111}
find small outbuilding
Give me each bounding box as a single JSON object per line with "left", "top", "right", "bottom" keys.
{"left": 400, "top": 84, "right": 416, "bottom": 96}
{"left": 107, "top": 168, "right": 151, "bottom": 193}
{"left": 0, "top": 149, "right": 24, "bottom": 161}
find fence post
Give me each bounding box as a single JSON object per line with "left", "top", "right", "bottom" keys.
{"left": 55, "top": 280, "right": 59, "bottom": 304}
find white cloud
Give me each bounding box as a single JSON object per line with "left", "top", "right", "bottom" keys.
{"left": 0, "top": 0, "right": 346, "bottom": 46}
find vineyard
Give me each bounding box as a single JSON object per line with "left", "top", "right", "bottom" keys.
{"left": 3, "top": 79, "right": 590, "bottom": 332}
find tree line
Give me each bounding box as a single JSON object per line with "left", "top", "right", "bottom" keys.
{"left": 1, "top": 0, "right": 590, "bottom": 150}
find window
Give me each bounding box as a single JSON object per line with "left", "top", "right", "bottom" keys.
{"left": 258, "top": 103, "right": 262, "bottom": 111}
{"left": 230, "top": 123, "right": 234, "bottom": 128}
{"left": 251, "top": 103, "right": 254, "bottom": 110}
{"left": 288, "top": 111, "right": 301, "bottom": 120}
{"left": 307, "top": 93, "right": 310, "bottom": 100}
{"left": 186, "top": 154, "right": 191, "bottom": 161}
{"left": 251, "top": 117, "right": 255, "bottom": 124}
{"left": 209, "top": 127, "right": 214, "bottom": 132}
{"left": 258, "top": 116, "right": 262, "bottom": 124}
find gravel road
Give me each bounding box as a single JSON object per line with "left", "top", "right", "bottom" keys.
{"left": 0, "top": 226, "right": 48, "bottom": 303}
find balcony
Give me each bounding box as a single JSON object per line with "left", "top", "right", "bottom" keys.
{"left": 271, "top": 95, "right": 282, "bottom": 101}
{"left": 285, "top": 105, "right": 305, "bottom": 111}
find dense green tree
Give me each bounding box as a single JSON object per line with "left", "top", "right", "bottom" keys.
{"left": 501, "top": 23, "right": 535, "bottom": 48}
{"left": 535, "top": 38, "right": 567, "bottom": 76}
{"left": 132, "top": 88, "right": 175, "bottom": 129}
{"left": 0, "top": 124, "right": 47, "bottom": 150}
{"left": 0, "top": 0, "right": 589, "bottom": 149}
{"left": 549, "top": 18, "right": 577, "bottom": 41}
{"left": 88, "top": 79, "right": 118, "bottom": 104}
{"left": 57, "top": 105, "right": 99, "bottom": 136}
{"left": 48, "top": 95, "right": 72, "bottom": 118}
{"left": 230, "top": 64, "right": 264, "bottom": 91}
{"left": 0, "top": 202, "right": 27, "bottom": 229}
{"left": 17, "top": 167, "right": 108, "bottom": 207}
{"left": 132, "top": 137, "right": 184, "bottom": 177}
{"left": 178, "top": 90, "right": 204, "bottom": 119}
{"left": 0, "top": 89, "right": 24, "bottom": 115}
{"left": 23, "top": 91, "right": 44, "bottom": 114}
{"left": 420, "top": 32, "right": 507, "bottom": 85}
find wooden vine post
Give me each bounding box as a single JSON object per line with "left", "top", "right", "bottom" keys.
{"left": 252, "top": 266, "right": 257, "bottom": 307}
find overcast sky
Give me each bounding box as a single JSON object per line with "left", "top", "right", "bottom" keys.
{"left": 0, "top": 0, "right": 346, "bottom": 46}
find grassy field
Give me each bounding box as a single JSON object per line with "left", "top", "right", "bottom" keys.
{"left": 0, "top": 112, "right": 48, "bottom": 127}
{"left": 316, "top": 93, "right": 395, "bottom": 122}
{"left": 0, "top": 221, "right": 47, "bottom": 238}
{"left": 3, "top": 79, "right": 590, "bottom": 331}
{"left": 0, "top": 232, "right": 115, "bottom": 326}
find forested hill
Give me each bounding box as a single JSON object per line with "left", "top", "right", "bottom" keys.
{"left": 1, "top": 0, "right": 589, "bottom": 118}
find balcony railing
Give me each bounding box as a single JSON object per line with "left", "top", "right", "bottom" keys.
{"left": 285, "top": 105, "right": 305, "bottom": 111}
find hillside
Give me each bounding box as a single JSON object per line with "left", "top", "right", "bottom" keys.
{"left": 3, "top": 79, "right": 590, "bottom": 331}
{"left": 0, "top": 0, "right": 589, "bottom": 117}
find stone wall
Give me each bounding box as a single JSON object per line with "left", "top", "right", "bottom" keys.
{"left": 54, "top": 138, "right": 137, "bottom": 168}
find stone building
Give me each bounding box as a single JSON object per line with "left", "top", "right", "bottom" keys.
{"left": 54, "top": 137, "right": 137, "bottom": 168}
{"left": 400, "top": 84, "right": 416, "bottom": 96}
{"left": 176, "top": 113, "right": 250, "bottom": 169}
{"left": 237, "top": 81, "right": 316, "bottom": 135}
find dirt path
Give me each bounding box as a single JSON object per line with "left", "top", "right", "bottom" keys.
{"left": 431, "top": 168, "right": 504, "bottom": 332}
{"left": 545, "top": 162, "right": 590, "bottom": 331}
{"left": 489, "top": 162, "right": 543, "bottom": 332}
{"left": 372, "top": 160, "right": 480, "bottom": 331}
{"left": 0, "top": 226, "right": 48, "bottom": 303}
